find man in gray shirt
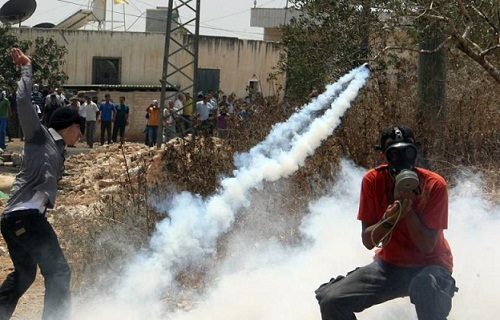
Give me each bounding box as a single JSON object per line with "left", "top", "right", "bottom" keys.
{"left": 0, "top": 48, "right": 82, "bottom": 320}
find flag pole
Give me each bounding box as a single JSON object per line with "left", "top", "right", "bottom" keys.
{"left": 111, "top": 0, "right": 114, "bottom": 31}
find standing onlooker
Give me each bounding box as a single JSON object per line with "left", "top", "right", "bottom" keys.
{"left": 32, "top": 100, "right": 42, "bottom": 120}
{"left": 207, "top": 89, "right": 218, "bottom": 109}
{"left": 217, "top": 107, "right": 228, "bottom": 139}
{"left": 237, "top": 105, "right": 250, "bottom": 130}
{"left": 54, "top": 88, "right": 66, "bottom": 107}
{"left": 67, "top": 97, "right": 80, "bottom": 147}
{"left": 182, "top": 92, "right": 194, "bottom": 135}
{"left": 31, "top": 84, "right": 44, "bottom": 114}
{"left": 219, "top": 94, "right": 229, "bottom": 109}
{"left": 173, "top": 93, "right": 184, "bottom": 135}
{"left": 145, "top": 100, "right": 161, "bottom": 147}
{"left": 78, "top": 96, "right": 86, "bottom": 142}
{"left": 112, "top": 96, "right": 129, "bottom": 144}
{"left": 206, "top": 90, "right": 218, "bottom": 134}
{"left": 42, "top": 94, "right": 62, "bottom": 127}
{"left": 97, "top": 93, "right": 115, "bottom": 145}
{"left": 67, "top": 96, "right": 79, "bottom": 109}
{"left": 84, "top": 96, "right": 98, "bottom": 148}
{"left": 8, "top": 85, "right": 22, "bottom": 141}
{"left": 163, "top": 99, "right": 177, "bottom": 142}
{"left": 0, "top": 92, "right": 9, "bottom": 149}
{"left": 195, "top": 94, "right": 213, "bottom": 135}
{"left": 31, "top": 83, "right": 45, "bottom": 121}
{"left": 227, "top": 94, "right": 235, "bottom": 115}
{"left": 0, "top": 47, "right": 78, "bottom": 320}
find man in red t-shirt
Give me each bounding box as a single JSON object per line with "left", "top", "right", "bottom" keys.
{"left": 316, "top": 125, "right": 457, "bottom": 320}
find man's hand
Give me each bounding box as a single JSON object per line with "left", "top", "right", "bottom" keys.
{"left": 384, "top": 197, "right": 413, "bottom": 224}
{"left": 11, "top": 48, "right": 31, "bottom": 66}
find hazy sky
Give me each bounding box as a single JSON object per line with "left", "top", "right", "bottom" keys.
{"left": 17, "top": 0, "right": 290, "bottom": 39}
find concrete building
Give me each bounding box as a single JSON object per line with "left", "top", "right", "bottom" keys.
{"left": 12, "top": 24, "right": 283, "bottom": 141}
{"left": 250, "top": 7, "right": 300, "bottom": 42}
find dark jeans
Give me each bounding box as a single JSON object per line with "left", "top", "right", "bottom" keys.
{"left": 112, "top": 121, "right": 126, "bottom": 143}
{"left": 100, "top": 120, "right": 112, "bottom": 145}
{"left": 315, "top": 259, "right": 456, "bottom": 320}
{"left": 146, "top": 125, "right": 158, "bottom": 147}
{"left": 86, "top": 121, "right": 96, "bottom": 148}
{"left": 181, "top": 115, "right": 191, "bottom": 136}
{"left": 79, "top": 117, "right": 86, "bottom": 135}
{"left": 8, "top": 113, "right": 22, "bottom": 140}
{"left": 0, "top": 118, "right": 7, "bottom": 149}
{"left": 0, "top": 210, "right": 71, "bottom": 320}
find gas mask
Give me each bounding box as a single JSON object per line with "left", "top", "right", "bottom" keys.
{"left": 384, "top": 128, "right": 419, "bottom": 193}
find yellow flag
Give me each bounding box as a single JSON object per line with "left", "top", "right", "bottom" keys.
{"left": 114, "top": 0, "right": 129, "bottom": 4}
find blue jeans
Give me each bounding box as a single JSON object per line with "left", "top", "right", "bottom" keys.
{"left": 316, "top": 259, "right": 456, "bottom": 320}
{"left": 164, "top": 124, "right": 176, "bottom": 142}
{"left": 0, "top": 210, "right": 71, "bottom": 320}
{"left": 0, "top": 118, "right": 7, "bottom": 149}
{"left": 146, "top": 125, "right": 158, "bottom": 147}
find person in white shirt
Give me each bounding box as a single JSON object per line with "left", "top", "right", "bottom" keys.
{"left": 195, "top": 94, "right": 213, "bottom": 135}
{"left": 83, "top": 96, "right": 98, "bottom": 148}
{"left": 78, "top": 97, "right": 86, "bottom": 141}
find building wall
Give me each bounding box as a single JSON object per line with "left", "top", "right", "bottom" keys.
{"left": 13, "top": 28, "right": 284, "bottom": 142}
{"left": 14, "top": 28, "right": 283, "bottom": 97}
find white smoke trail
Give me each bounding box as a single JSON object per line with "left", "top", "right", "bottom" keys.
{"left": 235, "top": 66, "right": 364, "bottom": 168}
{"left": 74, "top": 65, "right": 370, "bottom": 319}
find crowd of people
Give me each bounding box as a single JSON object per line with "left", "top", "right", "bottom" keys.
{"left": 148, "top": 89, "right": 249, "bottom": 146}
{"left": 0, "top": 81, "right": 253, "bottom": 149}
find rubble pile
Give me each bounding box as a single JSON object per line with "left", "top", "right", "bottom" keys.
{"left": 0, "top": 143, "right": 167, "bottom": 212}
{"left": 59, "top": 143, "right": 164, "bottom": 207}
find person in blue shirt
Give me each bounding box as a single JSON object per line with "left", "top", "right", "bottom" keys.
{"left": 97, "top": 93, "right": 115, "bottom": 145}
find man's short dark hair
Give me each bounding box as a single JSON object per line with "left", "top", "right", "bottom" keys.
{"left": 380, "top": 125, "right": 415, "bottom": 151}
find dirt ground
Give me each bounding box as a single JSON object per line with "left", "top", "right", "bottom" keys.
{"left": 0, "top": 138, "right": 162, "bottom": 319}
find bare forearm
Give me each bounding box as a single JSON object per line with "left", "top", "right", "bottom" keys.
{"left": 405, "top": 210, "right": 438, "bottom": 254}
{"left": 361, "top": 221, "right": 392, "bottom": 250}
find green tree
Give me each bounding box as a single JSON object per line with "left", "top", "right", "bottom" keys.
{"left": 380, "top": 0, "right": 499, "bottom": 83}
{"left": 277, "top": 0, "right": 386, "bottom": 98}
{"left": 0, "top": 26, "right": 29, "bottom": 90}
{"left": 30, "top": 36, "right": 69, "bottom": 89}
{"left": 0, "top": 25, "right": 68, "bottom": 90}
{"left": 276, "top": 0, "right": 499, "bottom": 95}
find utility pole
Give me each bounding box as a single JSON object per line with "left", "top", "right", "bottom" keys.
{"left": 157, "top": 0, "right": 201, "bottom": 148}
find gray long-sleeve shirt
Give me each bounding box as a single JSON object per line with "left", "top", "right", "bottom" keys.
{"left": 4, "top": 65, "right": 65, "bottom": 213}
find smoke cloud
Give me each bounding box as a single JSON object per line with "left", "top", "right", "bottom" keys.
{"left": 163, "top": 163, "right": 499, "bottom": 320}
{"left": 73, "top": 64, "right": 498, "bottom": 319}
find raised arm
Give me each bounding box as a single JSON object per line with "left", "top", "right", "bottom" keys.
{"left": 11, "top": 48, "right": 41, "bottom": 140}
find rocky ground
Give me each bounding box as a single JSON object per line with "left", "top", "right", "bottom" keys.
{"left": 0, "top": 138, "right": 166, "bottom": 319}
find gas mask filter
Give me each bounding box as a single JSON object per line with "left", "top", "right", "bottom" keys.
{"left": 384, "top": 128, "right": 419, "bottom": 193}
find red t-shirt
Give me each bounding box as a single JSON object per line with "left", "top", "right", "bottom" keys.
{"left": 357, "top": 165, "right": 453, "bottom": 272}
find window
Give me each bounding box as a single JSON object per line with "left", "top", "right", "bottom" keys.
{"left": 92, "top": 57, "right": 121, "bottom": 85}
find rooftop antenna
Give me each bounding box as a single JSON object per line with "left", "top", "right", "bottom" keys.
{"left": 254, "top": 0, "right": 257, "bottom": 8}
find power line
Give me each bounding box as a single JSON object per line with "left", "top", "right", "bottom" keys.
{"left": 28, "top": 0, "right": 275, "bottom": 39}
